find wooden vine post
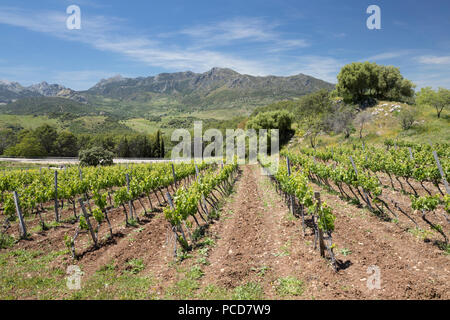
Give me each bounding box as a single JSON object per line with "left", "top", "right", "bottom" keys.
{"left": 195, "top": 164, "right": 200, "bottom": 180}
{"left": 166, "top": 192, "right": 179, "bottom": 259}
{"left": 54, "top": 170, "right": 59, "bottom": 222}
{"left": 408, "top": 147, "right": 414, "bottom": 161}
{"left": 126, "top": 173, "right": 134, "bottom": 220}
{"left": 171, "top": 163, "right": 177, "bottom": 187}
{"left": 286, "top": 157, "right": 295, "bottom": 214}
{"left": 433, "top": 151, "right": 450, "bottom": 194}
{"left": 13, "top": 191, "right": 27, "bottom": 239}
{"left": 349, "top": 156, "right": 372, "bottom": 210}
{"left": 78, "top": 198, "right": 98, "bottom": 248}
{"left": 314, "top": 192, "right": 325, "bottom": 257}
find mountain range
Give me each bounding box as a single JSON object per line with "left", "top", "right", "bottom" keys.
{"left": 0, "top": 80, "right": 87, "bottom": 104}
{"left": 0, "top": 68, "right": 334, "bottom": 134}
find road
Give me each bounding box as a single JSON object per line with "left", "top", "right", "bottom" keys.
{"left": 0, "top": 157, "right": 173, "bottom": 165}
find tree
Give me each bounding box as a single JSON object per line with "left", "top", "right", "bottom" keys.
{"left": 79, "top": 147, "right": 114, "bottom": 166}
{"left": 4, "top": 136, "right": 46, "bottom": 157}
{"left": 160, "top": 137, "right": 165, "bottom": 158}
{"left": 417, "top": 87, "right": 449, "bottom": 118}
{"left": 354, "top": 111, "right": 372, "bottom": 140}
{"left": 55, "top": 131, "right": 78, "bottom": 156}
{"left": 324, "top": 103, "right": 356, "bottom": 139}
{"left": 154, "top": 130, "right": 162, "bottom": 158}
{"left": 296, "top": 90, "right": 333, "bottom": 148}
{"left": 337, "top": 62, "right": 415, "bottom": 104}
{"left": 0, "top": 129, "right": 17, "bottom": 155}
{"left": 33, "top": 124, "right": 58, "bottom": 155}
{"left": 246, "top": 110, "right": 294, "bottom": 145}
{"left": 116, "top": 136, "right": 130, "bottom": 158}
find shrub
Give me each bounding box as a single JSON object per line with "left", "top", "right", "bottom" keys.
{"left": 78, "top": 147, "right": 114, "bottom": 166}
{"left": 399, "top": 108, "right": 417, "bottom": 130}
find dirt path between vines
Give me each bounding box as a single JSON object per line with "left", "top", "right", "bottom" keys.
{"left": 198, "top": 165, "right": 301, "bottom": 298}
{"left": 196, "top": 164, "right": 449, "bottom": 299}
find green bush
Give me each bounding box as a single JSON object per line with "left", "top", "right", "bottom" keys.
{"left": 78, "top": 147, "right": 114, "bottom": 166}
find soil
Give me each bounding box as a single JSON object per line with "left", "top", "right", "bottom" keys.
{"left": 1, "top": 165, "right": 449, "bottom": 300}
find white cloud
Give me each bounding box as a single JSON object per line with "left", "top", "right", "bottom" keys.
{"left": 364, "top": 50, "right": 414, "bottom": 61}
{"left": 0, "top": 6, "right": 333, "bottom": 89}
{"left": 415, "top": 55, "right": 450, "bottom": 65}
{"left": 178, "top": 17, "right": 309, "bottom": 50}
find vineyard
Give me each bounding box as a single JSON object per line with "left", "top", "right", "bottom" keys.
{"left": 0, "top": 140, "right": 449, "bottom": 299}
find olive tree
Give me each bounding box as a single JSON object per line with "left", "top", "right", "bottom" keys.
{"left": 416, "top": 87, "right": 449, "bottom": 118}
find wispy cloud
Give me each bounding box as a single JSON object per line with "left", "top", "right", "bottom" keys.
{"left": 364, "top": 50, "right": 414, "bottom": 61}
{"left": 0, "top": 6, "right": 330, "bottom": 88}
{"left": 415, "top": 55, "right": 450, "bottom": 65}
{"left": 178, "top": 17, "right": 310, "bottom": 50}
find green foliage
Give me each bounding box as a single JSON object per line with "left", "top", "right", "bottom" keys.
{"left": 246, "top": 110, "right": 294, "bottom": 144}
{"left": 336, "top": 62, "right": 415, "bottom": 104}
{"left": 416, "top": 87, "right": 450, "bottom": 118}
{"left": 0, "top": 233, "right": 15, "bottom": 249}
{"left": 399, "top": 108, "right": 418, "bottom": 130}
{"left": 125, "top": 258, "right": 145, "bottom": 274}
{"left": 4, "top": 135, "right": 46, "bottom": 157}
{"left": 55, "top": 131, "right": 78, "bottom": 156}
{"left": 79, "top": 147, "right": 114, "bottom": 166}
{"left": 411, "top": 195, "right": 440, "bottom": 212}
{"left": 79, "top": 215, "right": 89, "bottom": 230}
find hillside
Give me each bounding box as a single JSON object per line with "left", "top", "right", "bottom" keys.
{"left": 287, "top": 100, "right": 450, "bottom": 148}
{"left": 0, "top": 68, "right": 334, "bottom": 134}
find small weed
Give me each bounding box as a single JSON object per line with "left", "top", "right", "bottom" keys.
{"left": 201, "top": 237, "right": 216, "bottom": 247}
{"left": 0, "top": 233, "right": 15, "bottom": 249}
{"left": 126, "top": 258, "right": 145, "bottom": 274}
{"left": 187, "top": 265, "right": 204, "bottom": 280}
{"left": 127, "top": 219, "right": 139, "bottom": 227}
{"left": 275, "top": 276, "right": 304, "bottom": 297}
{"left": 199, "top": 247, "right": 209, "bottom": 257}
{"left": 196, "top": 257, "right": 209, "bottom": 265}
{"left": 339, "top": 248, "right": 352, "bottom": 256}
{"left": 408, "top": 227, "right": 434, "bottom": 241}
{"left": 251, "top": 265, "right": 270, "bottom": 277}
{"left": 176, "top": 249, "right": 193, "bottom": 262}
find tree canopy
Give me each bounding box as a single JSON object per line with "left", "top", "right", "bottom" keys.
{"left": 416, "top": 87, "right": 449, "bottom": 118}
{"left": 246, "top": 110, "right": 294, "bottom": 144}
{"left": 336, "top": 62, "right": 415, "bottom": 104}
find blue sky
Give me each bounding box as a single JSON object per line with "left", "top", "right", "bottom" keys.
{"left": 0, "top": 0, "right": 449, "bottom": 90}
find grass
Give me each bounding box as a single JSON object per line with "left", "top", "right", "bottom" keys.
{"left": 0, "top": 249, "right": 69, "bottom": 299}
{"left": 232, "top": 282, "right": 264, "bottom": 300}
{"left": 198, "top": 284, "right": 231, "bottom": 300}
{"left": 0, "top": 233, "right": 16, "bottom": 249}
{"left": 275, "top": 276, "right": 305, "bottom": 297}
{"left": 0, "top": 249, "right": 159, "bottom": 299}
{"left": 71, "top": 261, "right": 156, "bottom": 300}
{"left": 165, "top": 265, "right": 205, "bottom": 299}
